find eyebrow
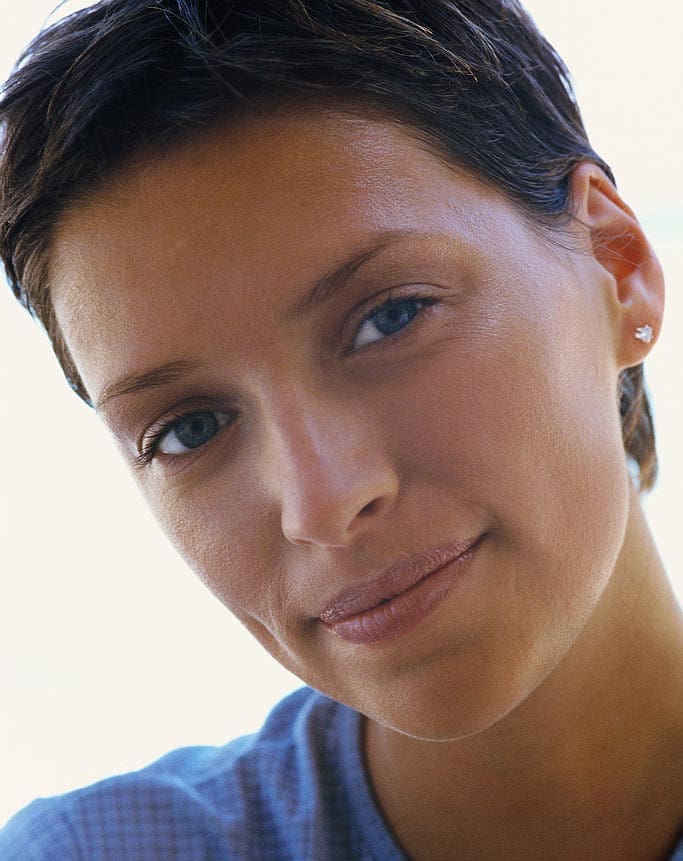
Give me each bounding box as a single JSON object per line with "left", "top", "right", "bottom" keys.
{"left": 96, "top": 231, "right": 414, "bottom": 411}
{"left": 289, "top": 230, "right": 412, "bottom": 316}
{"left": 96, "top": 359, "right": 200, "bottom": 411}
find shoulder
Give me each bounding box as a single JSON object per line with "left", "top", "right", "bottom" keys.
{"left": 0, "top": 688, "right": 399, "bottom": 860}
{"left": 669, "top": 829, "right": 683, "bottom": 861}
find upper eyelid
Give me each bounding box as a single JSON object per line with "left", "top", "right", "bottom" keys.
{"left": 133, "top": 413, "right": 223, "bottom": 470}
{"left": 356, "top": 283, "right": 438, "bottom": 316}
{"left": 345, "top": 285, "right": 438, "bottom": 342}
{"left": 137, "top": 400, "right": 234, "bottom": 458}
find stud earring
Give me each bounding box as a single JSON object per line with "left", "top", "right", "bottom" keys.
{"left": 634, "top": 324, "right": 654, "bottom": 344}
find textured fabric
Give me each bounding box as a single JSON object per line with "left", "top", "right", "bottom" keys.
{"left": 1, "top": 686, "right": 681, "bottom": 860}
{"left": 0, "top": 688, "right": 404, "bottom": 860}
{"left": 672, "top": 835, "right": 683, "bottom": 861}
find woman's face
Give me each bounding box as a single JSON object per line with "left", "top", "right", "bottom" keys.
{"left": 51, "top": 110, "right": 631, "bottom": 739}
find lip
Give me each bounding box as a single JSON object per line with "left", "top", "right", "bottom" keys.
{"left": 319, "top": 534, "right": 485, "bottom": 645}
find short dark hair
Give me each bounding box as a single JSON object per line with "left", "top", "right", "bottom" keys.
{"left": 0, "top": 0, "right": 657, "bottom": 488}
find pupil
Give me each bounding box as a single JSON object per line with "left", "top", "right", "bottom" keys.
{"left": 373, "top": 299, "right": 419, "bottom": 336}
{"left": 175, "top": 411, "right": 219, "bottom": 449}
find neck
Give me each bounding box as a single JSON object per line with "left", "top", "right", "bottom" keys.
{"left": 365, "top": 495, "right": 683, "bottom": 860}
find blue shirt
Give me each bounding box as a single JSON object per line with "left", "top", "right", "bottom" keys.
{"left": 1, "top": 687, "right": 681, "bottom": 860}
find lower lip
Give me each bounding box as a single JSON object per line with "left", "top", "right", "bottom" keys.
{"left": 323, "top": 536, "right": 484, "bottom": 646}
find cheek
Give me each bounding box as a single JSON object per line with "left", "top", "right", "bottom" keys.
{"left": 152, "top": 485, "right": 312, "bottom": 677}
{"left": 140, "top": 470, "right": 274, "bottom": 613}
{"left": 389, "top": 302, "right": 626, "bottom": 490}
{"left": 380, "top": 322, "right": 630, "bottom": 603}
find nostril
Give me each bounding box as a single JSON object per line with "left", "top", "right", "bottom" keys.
{"left": 358, "top": 498, "right": 380, "bottom": 518}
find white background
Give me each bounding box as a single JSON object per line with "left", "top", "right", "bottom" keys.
{"left": 1, "top": 0, "right": 681, "bottom": 825}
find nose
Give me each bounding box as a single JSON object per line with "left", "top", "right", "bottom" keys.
{"left": 261, "top": 386, "right": 399, "bottom": 548}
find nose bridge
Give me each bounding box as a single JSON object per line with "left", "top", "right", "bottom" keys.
{"left": 261, "top": 380, "right": 398, "bottom": 546}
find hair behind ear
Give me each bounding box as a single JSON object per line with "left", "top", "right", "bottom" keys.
{"left": 619, "top": 365, "right": 657, "bottom": 491}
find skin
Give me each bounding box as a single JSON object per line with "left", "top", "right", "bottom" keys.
{"left": 50, "top": 110, "right": 682, "bottom": 858}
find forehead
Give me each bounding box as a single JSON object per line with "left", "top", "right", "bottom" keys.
{"left": 50, "top": 107, "right": 511, "bottom": 279}
{"left": 49, "top": 109, "right": 526, "bottom": 397}
{"left": 53, "top": 108, "right": 503, "bottom": 246}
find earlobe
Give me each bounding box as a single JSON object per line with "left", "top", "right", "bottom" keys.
{"left": 568, "top": 162, "right": 664, "bottom": 368}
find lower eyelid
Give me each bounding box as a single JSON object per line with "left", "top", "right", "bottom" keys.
{"left": 163, "top": 411, "right": 232, "bottom": 451}
{"left": 138, "top": 408, "right": 235, "bottom": 465}
{"left": 351, "top": 294, "right": 438, "bottom": 350}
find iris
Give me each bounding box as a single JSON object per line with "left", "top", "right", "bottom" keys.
{"left": 371, "top": 298, "right": 424, "bottom": 337}
{"left": 170, "top": 411, "right": 221, "bottom": 449}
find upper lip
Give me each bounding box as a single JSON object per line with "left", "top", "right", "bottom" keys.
{"left": 318, "top": 534, "right": 483, "bottom": 624}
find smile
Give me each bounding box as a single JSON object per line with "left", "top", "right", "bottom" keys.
{"left": 319, "top": 534, "right": 485, "bottom": 645}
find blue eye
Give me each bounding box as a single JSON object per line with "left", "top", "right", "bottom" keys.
{"left": 353, "top": 296, "right": 432, "bottom": 349}
{"left": 157, "top": 410, "right": 232, "bottom": 456}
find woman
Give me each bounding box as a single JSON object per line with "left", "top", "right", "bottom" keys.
{"left": 0, "top": 0, "right": 681, "bottom": 858}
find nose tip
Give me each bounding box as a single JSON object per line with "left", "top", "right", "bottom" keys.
{"left": 260, "top": 384, "right": 399, "bottom": 548}
{"left": 282, "top": 488, "right": 395, "bottom": 548}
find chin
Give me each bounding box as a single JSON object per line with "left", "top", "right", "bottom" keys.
{"left": 359, "top": 657, "right": 539, "bottom": 743}
{"left": 371, "top": 699, "right": 517, "bottom": 744}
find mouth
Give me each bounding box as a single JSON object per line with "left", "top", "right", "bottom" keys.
{"left": 319, "top": 533, "right": 485, "bottom": 645}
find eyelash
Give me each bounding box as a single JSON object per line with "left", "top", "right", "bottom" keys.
{"left": 134, "top": 405, "right": 235, "bottom": 468}
{"left": 135, "top": 291, "right": 437, "bottom": 467}
{"left": 348, "top": 289, "right": 437, "bottom": 352}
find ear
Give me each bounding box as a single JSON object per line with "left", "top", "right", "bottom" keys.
{"left": 567, "top": 162, "right": 664, "bottom": 369}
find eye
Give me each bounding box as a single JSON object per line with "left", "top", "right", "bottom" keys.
{"left": 353, "top": 295, "right": 434, "bottom": 349}
{"left": 154, "top": 410, "right": 233, "bottom": 457}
